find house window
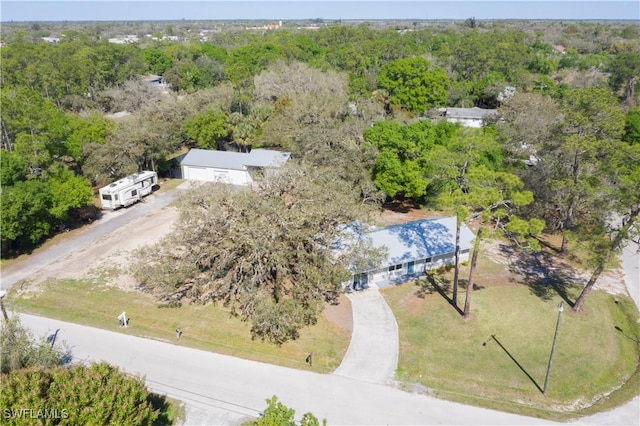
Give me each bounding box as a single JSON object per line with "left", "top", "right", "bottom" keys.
{"left": 461, "top": 249, "right": 470, "bottom": 254}
{"left": 131, "top": 189, "right": 138, "bottom": 196}
{"left": 425, "top": 257, "right": 432, "bottom": 263}
{"left": 388, "top": 264, "right": 402, "bottom": 272}
{"left": 101, "top": 194, "right": 112, "bottom": 200}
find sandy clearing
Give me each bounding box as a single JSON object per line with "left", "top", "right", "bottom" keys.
{"left": 28, "top": 205, "right": 179, "bottom": 287}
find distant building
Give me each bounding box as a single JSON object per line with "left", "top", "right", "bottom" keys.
{"left": 142, "top": 74, "right": 171, "bottom": 88}
{"left": 246, "top": 21, "right": 283, "bottom": 31}
{"left": 108, "top": 35, "right": 139, "bottom": 44}
{"left": 41, "top": 37, "right": 60, "bottom": 43}
{"left": 439, "top": 107, "right": 498, "bottom": 128}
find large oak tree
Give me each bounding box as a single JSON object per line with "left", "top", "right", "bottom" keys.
{"left": 133, "top": 163, "right": 383, "bottom": 344}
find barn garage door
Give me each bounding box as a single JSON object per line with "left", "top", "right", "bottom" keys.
{"left": 185, "top": 166, "right": 208, "bottom": 181}
{"left": 212, "top": 170, "right": 230, "bottom": 183}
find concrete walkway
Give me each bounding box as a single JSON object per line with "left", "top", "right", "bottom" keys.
{"left": 333, "top": 285, "right": 399, "bottom": 385}
{"left": 621, "top": 239, "right": 639, "bottom": 310}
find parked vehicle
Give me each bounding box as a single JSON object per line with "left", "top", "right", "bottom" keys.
{"left": 98, "top": 171, "right": 158, "bottom": 210}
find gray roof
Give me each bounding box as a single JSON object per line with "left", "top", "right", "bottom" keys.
{"left": 366, "top": 217, "right": 475, "bottom": 268}
{"left": 446, "top": 107, "right": 497, "bottom": 120}
{"left": 245, "top": 149, "right": 291, "bottom": 168}
{"left": 180, "top": 148, "right": 290, "bottom": 171}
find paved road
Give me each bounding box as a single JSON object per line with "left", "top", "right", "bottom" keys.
{"left": 621, "top": 239, "right": 639, "bottom": 310}
{"left": 0, "top": 189, "right": 180, "bottom": 291}
{"left": 18, "top": 313, "right": 556, "bottom": 426}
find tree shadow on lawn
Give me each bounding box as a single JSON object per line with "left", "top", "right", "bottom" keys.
{"left": 500, "top": 243, "right": 581, "bottom": 308}
{"left": 416, "top": 274, "right": 485, "bottom": 315}
{"left": 484, "top": 334, "right": 543, "bottom": 394}
{"left": 614, "top": 325, "right": 640, "bottom": 346}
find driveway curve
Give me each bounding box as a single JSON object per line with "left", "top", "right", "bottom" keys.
{"left": 333, "top": 285, "right": 399, "bottom": 385}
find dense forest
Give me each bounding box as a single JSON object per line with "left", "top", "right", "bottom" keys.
{"left": 1, "top": 20, "right": 639, "bottom": 339}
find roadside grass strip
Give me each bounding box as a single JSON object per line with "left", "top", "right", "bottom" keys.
{"left": 9, "top": 278, "right": 350, "bottom": 374}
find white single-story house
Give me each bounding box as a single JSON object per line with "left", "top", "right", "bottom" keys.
{"left": 180, "top": 148, "right": 291, "bottom": 186}
{"left": 345, "top": 217, "right": 475, "bottom": 290}
{"left": 441, "top": 107, "right": 498, "bottom": 128}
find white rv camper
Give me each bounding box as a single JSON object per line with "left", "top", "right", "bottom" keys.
{"left": 98, "top": 171, "right": 158, "bottom": 209}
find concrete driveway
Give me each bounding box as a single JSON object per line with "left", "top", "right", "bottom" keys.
{"left": 333, "top": 286, "right": 399, "bottom": 385}
{"left": 621, "top": 239, "right": 639, "bottom": 310}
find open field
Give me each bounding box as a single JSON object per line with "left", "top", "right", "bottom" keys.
{"left": 383, "top": 248, "right": 640, "bottom": 421}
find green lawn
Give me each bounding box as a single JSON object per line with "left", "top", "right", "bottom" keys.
{"left": 383, "top": 256, "right": 640, "bottom": 421}
{"left": 8, "top": 278, "right": 350, "bottom": 374}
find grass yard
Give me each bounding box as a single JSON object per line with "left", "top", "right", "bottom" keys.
{"left": 8, "top": 278, "right": 351, "bottom": 374}
{"left": 383, "top": 253, "right": 640, "bottom": 421}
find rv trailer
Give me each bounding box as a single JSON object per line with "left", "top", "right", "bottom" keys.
{"left": 98, "top": 171, "right": 158, "bottom": 210}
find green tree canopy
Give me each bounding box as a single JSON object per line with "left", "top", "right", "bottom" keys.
{"left": 553, "top": 87, "right": 625, "bottom": 252}
{"left": 364, "top": 119, "right": 460, "bottom": 199}
{"left": 0, "top": 363, "right": 159, "bottom": 425}
{"left": 1, "top": 316, "right": 68, "bottom": 375}
{"left": 245, "top": 395, "right": 325, "bottom": 426}
{"left": 182, "top": 107, "right": 229, "bottom": 150}
{"left": 608, "top": 51, "right": 640, "bottom": 104}
{"left": 141, "top": 47, "right": 174, "bottom": 75}
{"left": 1, "top": 179, "right": 54, "bottom": 249}
{"left": 376, "top": 57, "right": 449, "bottom": 113}
{"left": 623, "top": 108, "right": 640, "bottom": 144}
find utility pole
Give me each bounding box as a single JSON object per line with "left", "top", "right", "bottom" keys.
{"left": 543, "top": 301, "right": 564, "bottom": 394}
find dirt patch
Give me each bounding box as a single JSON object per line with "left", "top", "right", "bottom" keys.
{"left": 373, "top": 201, "right": 442, "bottom": 226}
{"left": 323, "top": 294, "right": 353, "bottom": 332}
{"left": 28, "top": 206, "right": 179, "bottom": 290}
{"left": 482, "top": 239, "right": 629, "bottom": 297}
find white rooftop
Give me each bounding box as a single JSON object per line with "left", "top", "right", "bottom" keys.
{"left": 446, "top": 107, "right": 497, "bottom": 120}
{"left": 336, "top": 217, "right": 475, "bottom": 272}
{"left": 368, "top": 217, "right": 474, "bottom": 267}
{"left": 180, "top": 148, "right": 290, "bottom": 171}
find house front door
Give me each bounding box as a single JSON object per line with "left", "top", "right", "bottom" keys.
{"left": 407, "top": 261, "right": 415, "bottom": 275}
{"left": 360, "top": 273, "right": 368, "bottom": 288}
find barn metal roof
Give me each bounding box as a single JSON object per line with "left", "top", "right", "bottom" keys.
{"left": 445, "top": 107, "right": 497, "bottom": 120}
{"left": 180, "top": 148, "right": 290, "bottom": 171}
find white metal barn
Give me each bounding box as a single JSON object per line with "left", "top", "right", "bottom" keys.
{"left": 443, "top": 107, "right": 497, "bottom": 128}
{"left": 180, "top": 148, "right": 291, "bottom": 185}
{"left": 346, "top": 217, "right": 475, "bottom": 290}
{"left": 98, "top": 171, "right": 158, "bottom": 209}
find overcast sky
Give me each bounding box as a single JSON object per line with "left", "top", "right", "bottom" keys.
{"left": 1, "top": 1, "right": 638, "bottom": 22}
